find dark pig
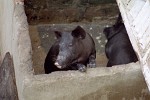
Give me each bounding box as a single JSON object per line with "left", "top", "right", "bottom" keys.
{"left": 103, "top": 14, "right": 138, "bottom": 67}
{"left": 44, "top": 26, "right": 96, "bottom": 74}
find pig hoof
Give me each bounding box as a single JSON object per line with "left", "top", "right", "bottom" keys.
{"left": 77, "top": 64, "right": 86, "bottom": 72}
{"left": 88, "top": 63, "right": 96, "bottom": 68}
{"left": 78, "top": 66, "right": 86, "bottom": 72}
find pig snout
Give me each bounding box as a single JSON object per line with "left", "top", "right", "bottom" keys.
{"left": 54, "top": 55, "right": 66, "bottom": 69}
{"left": 54, "top": 62, "right": 62, "bottom": 69}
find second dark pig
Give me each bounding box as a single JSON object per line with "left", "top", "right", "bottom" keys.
{"left": 103, "top": 14, "right": 138, "bottom": 67}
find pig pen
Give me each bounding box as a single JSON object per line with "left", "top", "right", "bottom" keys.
{"left": 0, "top": 0, "right": 150, "bottom": 100}
{"left": 29, "top": 24, "right": 109, "bottom": 74}
{"left": 26, "top": 0, "right": 122, "bottom": 75}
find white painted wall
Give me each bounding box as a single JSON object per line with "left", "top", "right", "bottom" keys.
{"left": 116, "top": 0, "right": 150, "bottom": 91}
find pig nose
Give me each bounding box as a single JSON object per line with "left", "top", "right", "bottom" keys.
{"left": 54, "top": 62, "right": 62, "bottom": 69}
{"left": 57, "top": 55, "right": 64, "bottom": 60}
{"left": 55, "top": 55, "right": 65, "bottom": 69}
{"left": 105, "top": 25, "right": 110, "bottom": 28}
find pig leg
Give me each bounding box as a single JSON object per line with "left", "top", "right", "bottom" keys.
{"left": 71, "top": 63, "right": 86, "bottom": 72}
{"left": 77, "top": 63, "right": 86, "bottom": 72}
{"left": 106, "top": 61, "right": 112, "bottom": 67}
{"left": 88, "top": 53, "right": 96, "bottom": 68}
{"left": 70, "top": 63, "right": 86, "bottom": 72}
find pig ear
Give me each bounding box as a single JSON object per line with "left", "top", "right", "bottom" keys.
{"left": 72, "top": 26, "right": 86, "bottom": 39}
{"left": 54, "top": 31, "right": 62, "bottom": 39}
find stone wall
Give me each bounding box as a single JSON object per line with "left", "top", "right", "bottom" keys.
{"left": 24, "top": 0, "right": 119, "bottom": 24}
{"left": 0, "top": 1, "right": 33, "bottom": 100}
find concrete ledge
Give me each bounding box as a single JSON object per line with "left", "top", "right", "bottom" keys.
{"left": 23, "top": 62, "right": 150, "bottom": 100}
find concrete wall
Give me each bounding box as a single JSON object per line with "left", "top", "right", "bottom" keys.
{"left": 0, "top": 0, "right": 150, "bottom": 100}
{"left": 23, "top": 63, "right": 150, "bottom": 100}
{"left": 0, "top": 0, "right": 33, "bottom": 99}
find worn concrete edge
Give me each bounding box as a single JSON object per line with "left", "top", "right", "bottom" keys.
{"left": 13, "top": 2, "right": 34, "bottom": 100}
{"left": 24, "top": 62, "right": 141, "bottom": 86}
{"left": 22, "top": 62, "right": 146, "bottom": 100}
{"left": 36, "top": 23, "right": 114, "bottom": 27}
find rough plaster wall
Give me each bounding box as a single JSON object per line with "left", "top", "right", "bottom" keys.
{"left": 0, "top": 1, "right": 33, "bottom": 100}
{"left": 13, "top": 3, "right": 34, "bottom": 100}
